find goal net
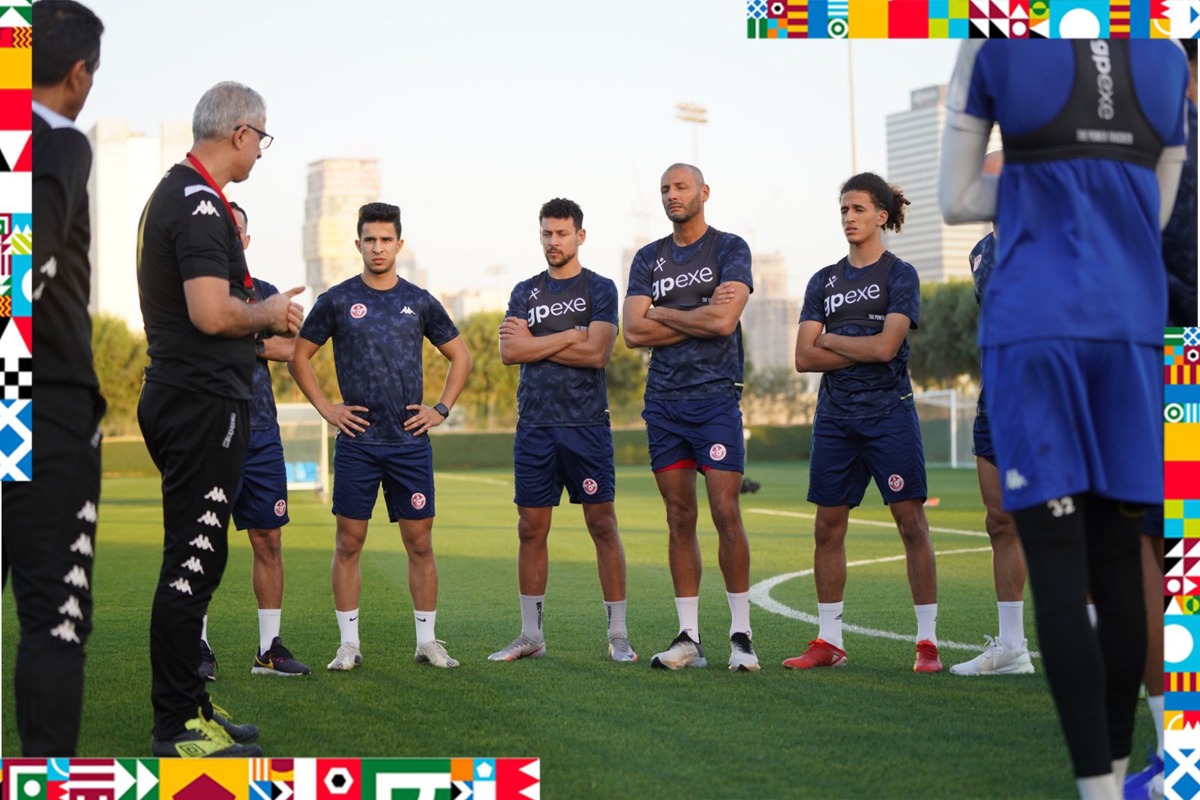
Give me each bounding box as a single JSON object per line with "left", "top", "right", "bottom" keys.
{"left": 913, "top": 389, "right": 976, "bottom": 469}
{"left": 277, "top": 403, "right": 330, "bottom": 501}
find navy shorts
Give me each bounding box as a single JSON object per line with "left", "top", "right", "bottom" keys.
{"left": 643, "top": 396, "right": 744, "bottom": 473}
{"left": 232, "top": 426, "right": 290, "bottom": 530}
{"left": 332, "top": 437, "right": 435, "bottom": 522}
{"left": 973, "top": 397, "right": 996, "bottom": 466}
{"left": 982, "top": 339, "right": 1161, "bottom": 512}
{"left": 807, "top": 397, "right": 928, "bottom": 508}
{"left": 514, "top": 424, "right": 615, "bottom": 507}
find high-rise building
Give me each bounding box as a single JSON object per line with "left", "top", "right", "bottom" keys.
{"left": 303, "top": 159, "right": 382, "bottom": 295}
{"left": 87, "top": 119, "right": 191, "bottom": 331}
{"left": 742, "top": 251, "right": 797, "bottom": 374}
{"left": 883, "top": 85, "right": 1000, "bottom": 285}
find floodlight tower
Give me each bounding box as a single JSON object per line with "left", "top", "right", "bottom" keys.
{"left": 675, "top": 102, "right": 708, "bottom": 165}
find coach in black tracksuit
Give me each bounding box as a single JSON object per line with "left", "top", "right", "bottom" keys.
{"left": 0, "top": 1, "right": 105, "bottom": 757}
{"left": 135, "top": 80, "right": 302, "bottom": 757}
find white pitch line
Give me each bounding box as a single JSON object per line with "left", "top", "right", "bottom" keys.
{"left": 747, "top": 507, "right": 988, "bottom": 538}
{"left": 749, "top": 546, "right": 1041, "bottom": 657}
{"left": 437, "top": 473, "right": 510, "bottom": 487}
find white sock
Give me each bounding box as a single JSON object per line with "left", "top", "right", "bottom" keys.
{"left": 414, "top": 609, "right": 437, "bottom": 646}
{"left": 200, "top": 614, "right": 209, "bottom": 644}
{"left": 336, "top": 608, "right": 360, "bottom": 646}
{"left": 727, "top": 591, "right": 752, "bottom": 638}
{"left": 1075, "top": 774, "right": 1118, "bottom": 800}
{"left": 675, "top": 596, "right": 700, "bottom": 643}
{"left": 520, "top": 594, "right": 545, "bottom": 641}
{"left": 1111, "top": 757, "right": 1129, "bottom": 785}
{"left": 997, "top": 601, "right": 1025, "bottom": 649}
{"left": 915, "top": 603, "right": 938, "bottom": 646}
{"left": 604, "top": 600, "right": 628, "bottom": 639}
{"left": 1087, "top": 603, "right": 1098, "bottom": 628}
{"left": 1148, "top": 694, "right": 1164, "bottom": 757}
{"left": 818, "top": 602, "right": 844, "bottom": 649}
{"left": 258, "top": 608, "right": 281, "bottom": 654}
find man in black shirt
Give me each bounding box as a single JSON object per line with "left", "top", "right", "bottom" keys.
{"left": 136, "top": 80, "right": 302, "bottom": 757}
{"left": 1, "top": 0, "right": 104, "bottom": 758}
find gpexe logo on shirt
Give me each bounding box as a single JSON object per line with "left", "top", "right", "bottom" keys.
{"left": 527, "top": 297, "right": 588, "bottom": 326}
{"left": 824, "top": 283, "right": 880, "bottom": 316}
{"left": 652, "top": 267, "right": 714, "bottom": 302}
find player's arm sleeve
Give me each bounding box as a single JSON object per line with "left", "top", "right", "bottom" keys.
{"left": 298, "top": 292, "right": 334, "bottom": 347}
{"left": 718, "top": 235, "right": 754, "bottom": 294}
{"left": 939, "top": 41, "right": 999, "bottom": 225}
{"left": 424, "top": 295, "right": 461, "bottom": 347}
{"left": 887, "top": 262, "right": 920, "bottom": 330}
{"left": 623, "top": 251, "right": 687, "bottom": 347}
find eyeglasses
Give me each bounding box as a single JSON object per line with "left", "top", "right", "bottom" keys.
{"left": 235, "top": 123, "right": 274, "bottom": 151}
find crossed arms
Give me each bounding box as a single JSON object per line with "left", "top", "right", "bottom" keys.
{"left": 794, "top": 313, "right": 913, "bottom": 373}
{"left": 621, "top": 281, "right": 748, "bottom": 348}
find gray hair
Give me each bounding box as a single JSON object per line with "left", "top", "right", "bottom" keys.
{"left": 192, "top": 81, "right": 266, "bottom": 142}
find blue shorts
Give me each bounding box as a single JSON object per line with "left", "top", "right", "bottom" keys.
{"left": 643, "top": 396, "right": 744, "bottom": 474}
{"left": 514, "top": 424, "right": 615, "bottom": 507}
{"left": 332, "top": 437, "right": 435, "bottom": 522}
{"left": 982, "top": 339, "right": 1162, "bottom": 512}
{"left": 807, "top": 398, "right": 928, "bottom": 508}
{"left": 973, "top": 399, "right": 996, "bottom": 466}
{"left": 232, "top": 426, "right": 290, "bottom": 531}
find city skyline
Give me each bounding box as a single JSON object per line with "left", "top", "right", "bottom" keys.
{"left": 73, "top": 1, "right": 965, "bottom": 314}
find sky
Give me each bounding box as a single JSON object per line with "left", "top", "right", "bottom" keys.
{"left": 75, "top": 1, "right": 964, "bottom": 305}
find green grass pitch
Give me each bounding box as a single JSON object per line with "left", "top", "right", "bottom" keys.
{"left": 2, "top": 461, "right": 1155, "bottom": 798}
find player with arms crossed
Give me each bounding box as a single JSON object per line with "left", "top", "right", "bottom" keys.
{"left": 789, "top": 173, "right": 940, "bottom": 673}
{"left": 290, "top": 202, "right": 472, "bottom": 673}
{"left": 489, "top": 197, "right": 636, "bottom": 664}
{"left": 623, "top": 163, "right": 759, "bottom": 672}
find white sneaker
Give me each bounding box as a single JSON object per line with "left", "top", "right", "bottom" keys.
{"left": 949, "top": 636, "right": 1034, "bottom": 676}
{"left": 728, "top": 632, "right": 760, "bottom": 672}
{"left": 415, "top": 639, "right": 460, "bottom": 668}
{"left": 327, "top": 641, "right": 362, "bottom": 671}
{"left": 488, "top": 635, "right": 546, "bottom": 662}
{"left": 650, "top": 632, "right": 707, "bottom": 670}
{"left": 608, "top": 635, "right": 638, "bottom": 663}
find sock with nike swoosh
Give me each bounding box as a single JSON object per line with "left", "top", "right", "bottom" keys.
{"left": 336, "top": 608, "right": 360, "bottom": 646}
{"left": 415, "top": 609, "right": 437, "bottom": 646}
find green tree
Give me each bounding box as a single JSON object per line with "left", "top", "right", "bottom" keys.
{"left": 91, "top": 313, "right": 148, "bottom": 436}
{"left": 430, "top": 310, "right": 518, "bottom": 430}
{"left": 606, "top": 334, "right": 649, "bottom": 426}
{"left": 908, "top": 280, "right": 980, "bottom": 387}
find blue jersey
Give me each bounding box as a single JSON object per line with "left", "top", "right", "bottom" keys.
{"left": 626, "top": 227, "right": 753, "bottom": 400}
{"left": 300, "top": 276, "right": 459, "bottom": 444}
{"left": 249, "top": 278, "right": 280, "bottom": 432}
{"left": 949, "top": 40, "right": 1189, "bottom": 348}
{"left": 506, "top": 268, "right": 618, "bottom": 427}
{"left": 800, "top": 253, "right": 920, "bottom": 419}
{"left": 1164, "top": 98, "right": 1197, "bottom": 328}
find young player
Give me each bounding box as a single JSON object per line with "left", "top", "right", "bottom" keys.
{"left": 789, "top": 173, "right": 940, "bottom": 673}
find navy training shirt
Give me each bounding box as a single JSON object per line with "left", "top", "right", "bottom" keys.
{"left": 1163, "top": 98, "right": 1197, "bottom": 328}
{"left": 799, "top": 253, "right": 920, "bottom": 419}
{"left": 249, "top": 278, "right": 280, "bottom": 432}
{"left": 299, "top": 275, "right": 459, "bottom": 445}
{"left": 506, "top": 268, "right": 618, "bottom": 427}
{"left": 625, "top": 227, "right": 753, "bottom": 400}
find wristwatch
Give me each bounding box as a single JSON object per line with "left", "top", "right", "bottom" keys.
{"left": 433, "top": 402, "right": 450, "bottom": 419}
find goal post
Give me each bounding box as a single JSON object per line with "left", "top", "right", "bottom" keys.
{"left": 277, "top": 403, "right": 330, "bottom": 501}
{"left": 913, "top": 389, "right": 976, "bottom": 469}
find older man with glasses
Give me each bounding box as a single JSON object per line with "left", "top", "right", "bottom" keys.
{"left": 136, "top": 81, "right": 303, "bottom": 757}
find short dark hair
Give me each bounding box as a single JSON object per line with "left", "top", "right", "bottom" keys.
{"left": 357, "top": 202, "right": 401, "bottom": 238}
{"left": 1182, "top": 39, "right": 1197, "bottom": 64}
{"left": 229, "top": 200, "right": 248, "bottom": 230}
{"left": 539, "top": 198, "right": 584, "bottom": 231}
{"left": 33, "top": 0, "right": 104, "bottom": 87}
{"left": 840, "top": 172, "right": 910, "bottom": 233}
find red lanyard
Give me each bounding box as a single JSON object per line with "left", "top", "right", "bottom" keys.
{"left": 185, "top": 152, "right": 255, "bottom": 295}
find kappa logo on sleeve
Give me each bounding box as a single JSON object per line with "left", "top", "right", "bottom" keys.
{"left": 192, "top": 200, "right": 219, "bottom": 217}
